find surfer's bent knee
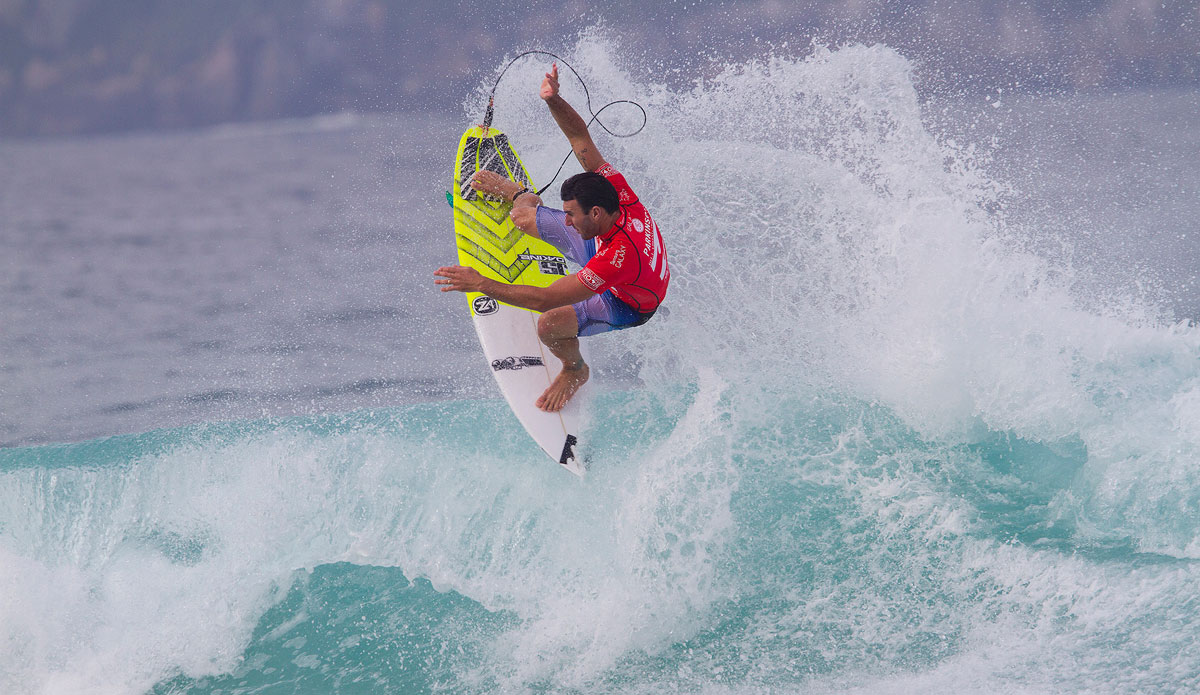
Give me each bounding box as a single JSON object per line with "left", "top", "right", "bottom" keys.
{"left": 537, "top": 306, "right": 579, "bottom": 342}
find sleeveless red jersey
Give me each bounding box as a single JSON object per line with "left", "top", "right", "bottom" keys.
{"left": 575, "top": 164, "right": 670, "bottom": 313}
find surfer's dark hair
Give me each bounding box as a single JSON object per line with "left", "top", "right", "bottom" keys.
{"left": 560, "top": 172, "right": 619, "bottom": 214}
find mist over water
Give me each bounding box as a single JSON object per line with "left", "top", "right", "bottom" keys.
{"left": 3, "top": 34, "right": 1200, "bottom": 694}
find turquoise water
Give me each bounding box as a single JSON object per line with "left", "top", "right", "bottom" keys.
{"left": 5, "top": 383, "right": 1200, "bottom": 693}
{"left": 4, "top": 35, "right": 1200, "bottom": 694}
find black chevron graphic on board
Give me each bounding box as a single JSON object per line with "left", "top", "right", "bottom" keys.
{"left": 456, "top": 237, "right": 534, "bottom": 283}
{"left": 453, "top": 209, "right": 525, "bottom": 254}
{"left": 454, "top": 194, "right": 512, "bottom": 225}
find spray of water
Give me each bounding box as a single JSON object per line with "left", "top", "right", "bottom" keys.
{"left": 3, "top": 32, "right": 1200, "bottom": 694}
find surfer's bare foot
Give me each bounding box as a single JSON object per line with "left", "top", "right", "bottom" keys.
{"left": 536, "top": 361, "right": 589, "bottom": 412}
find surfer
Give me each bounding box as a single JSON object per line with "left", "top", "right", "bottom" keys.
{"left": 436, "top": 63, "right": 670, "bottom": 412}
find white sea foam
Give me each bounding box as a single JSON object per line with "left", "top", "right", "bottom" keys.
{"left": 3, "top": 32, "right": 1200, "bottom": 695}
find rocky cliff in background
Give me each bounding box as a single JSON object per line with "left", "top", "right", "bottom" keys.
{"left": 0, "top": 0, "right": 1196, "bottom": 137}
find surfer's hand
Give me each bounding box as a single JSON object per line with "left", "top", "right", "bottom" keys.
{"left": 470, "top": 170, "right": 514, "bottom": 199}
{"left": 540, "top": 63, "right": 559, "bottom": 101}
{"left": 434, "top": 266, "right": 485, "bottom": 293}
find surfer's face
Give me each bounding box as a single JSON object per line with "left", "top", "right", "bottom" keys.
{"left": 563, "top": 200, "right": 603, "bottom": 239}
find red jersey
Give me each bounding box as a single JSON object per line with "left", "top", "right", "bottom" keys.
{"left": 576, "top": 164, "right": 670, "bottom": 313}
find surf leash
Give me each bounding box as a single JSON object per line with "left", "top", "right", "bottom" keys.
{"left": 480, "top": 49, "right": 648, "bottom": 196}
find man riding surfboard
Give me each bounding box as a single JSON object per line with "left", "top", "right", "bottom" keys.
{"left": 435, "top": 63, "right": 670, "bottom": 412}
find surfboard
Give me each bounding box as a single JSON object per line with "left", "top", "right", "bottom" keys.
{"left": 450, "top": 125, "right": 586, "bottom": 477}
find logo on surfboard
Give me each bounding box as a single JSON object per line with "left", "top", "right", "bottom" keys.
{"left": 518, "top": 253, "right": 568, "bottom": 276}
{"left": 540, "top": 259, "right": 567, "bottom": 275}
{"left": 472, "top": 295, "right": 498, "bottom": 315}
{"left": 558, "top": 434, "right": 578, "bottom": 466}
{"left": 491, "top": 356, "right": 545, "bottom": 371}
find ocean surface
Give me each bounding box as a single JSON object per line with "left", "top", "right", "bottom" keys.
{"left": 3, "top": 38, "right": 1200, "bottom": 694}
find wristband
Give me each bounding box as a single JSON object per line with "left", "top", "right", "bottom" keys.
{"left": 511, "top": 186, "right": 529, "bottom": 203}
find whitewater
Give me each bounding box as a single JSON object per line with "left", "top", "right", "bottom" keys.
{"left": 3, "top": 36, "right": 1200, "bottom": 694}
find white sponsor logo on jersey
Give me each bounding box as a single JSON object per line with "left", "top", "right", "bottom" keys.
{"left": 579, "top": 268, "right": 605, "bottom": 291}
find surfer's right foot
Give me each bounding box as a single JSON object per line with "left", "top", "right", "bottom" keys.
{"left": 536, "top": 361, "right": 589, "bottom": 412}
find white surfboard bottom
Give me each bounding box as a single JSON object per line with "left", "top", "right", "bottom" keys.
{"left": 472, "top": 301, "right": 586, "bottom": 476}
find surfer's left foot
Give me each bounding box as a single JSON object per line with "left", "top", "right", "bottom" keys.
{"left": 536, "top": 361, "right": 589, "bottom": 412}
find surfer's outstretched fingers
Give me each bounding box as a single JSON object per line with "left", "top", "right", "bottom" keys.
{"left": 434, "top": 270, "right": 455, "bottom": 292}
{"left": 434, "top": 266, "right": 482, "bottom": 293}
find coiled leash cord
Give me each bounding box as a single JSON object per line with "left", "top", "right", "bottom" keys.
{"left": 480, "top": 49, "right": 647, "bottom": 195}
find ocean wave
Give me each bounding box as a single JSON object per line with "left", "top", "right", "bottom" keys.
{"left": 4, "top": 34, "right": 1200, "bottom": 694}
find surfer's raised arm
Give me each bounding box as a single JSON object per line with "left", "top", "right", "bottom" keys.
{"left": 541, "top": 63, "right": 607, "bottom": 173}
